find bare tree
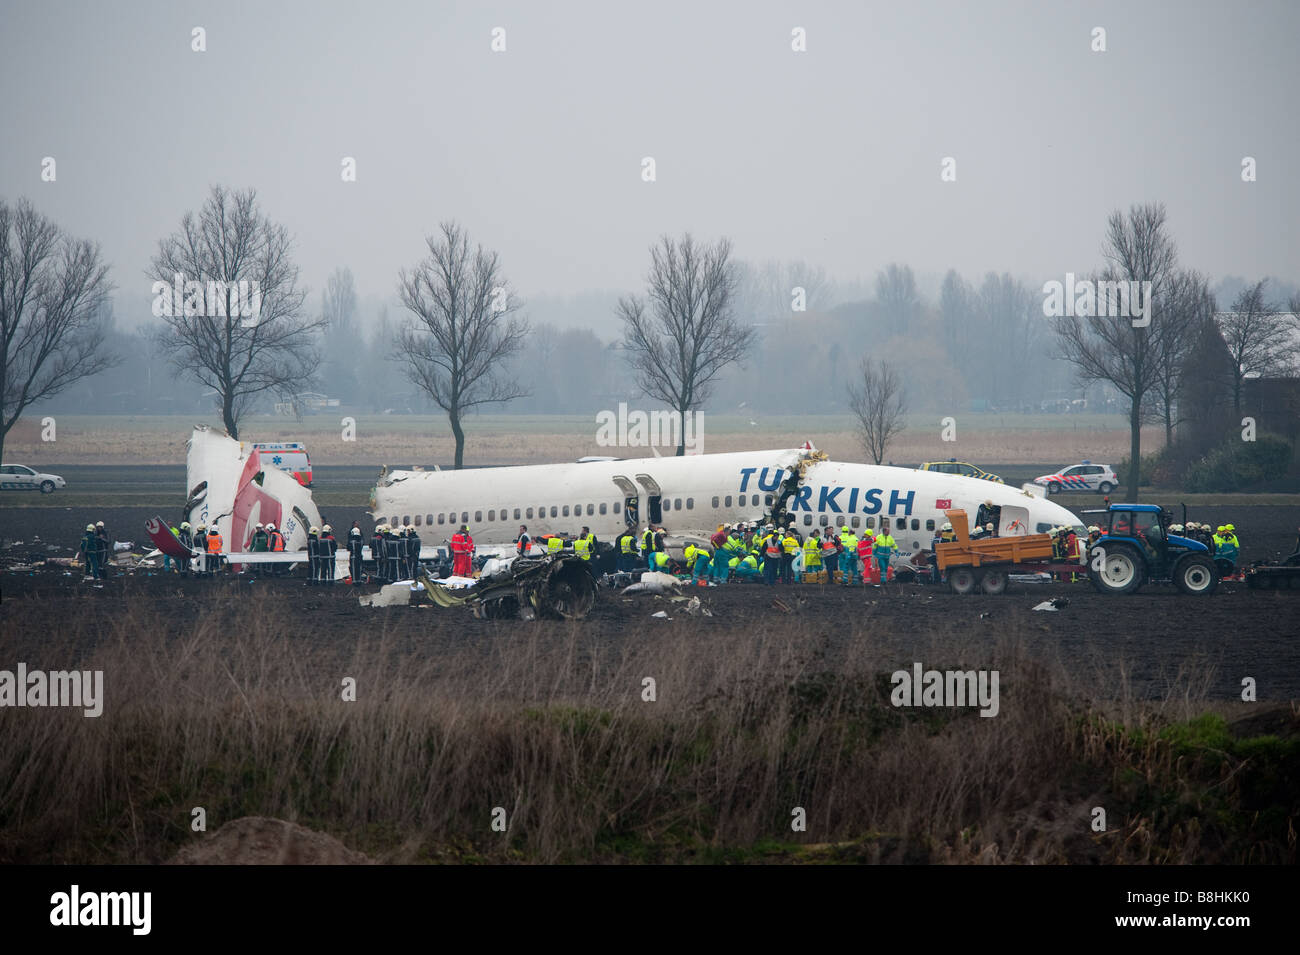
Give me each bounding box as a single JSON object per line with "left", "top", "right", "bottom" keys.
{"left": 0, "top": 198, "right": 116, "bottom": 462}
{"left": 1054, "top": 203, "right": 1179, "bottom": 499}
{"left": 148, "top": 185, "right": 316, "bottom": 439}
{"left": 848, "top": 358, "right": 907, "bottom": 464}
{"left": 1218, "top": 279, "right": 1290, "bottom": 412}
{"left": 1149, "top": 270, "right": 1214, "bottom": 444}
{"left": 619, "top": 233, "right": 753, "bottom": 455}
{"left": 395, "top": 221, "right": 529, "bottom": 469}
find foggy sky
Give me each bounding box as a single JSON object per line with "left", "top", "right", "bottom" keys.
{"left": 2, "top": 0, "right": 1297, "bottom": 325}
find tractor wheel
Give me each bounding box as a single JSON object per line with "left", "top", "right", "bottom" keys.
{"left": 1047, "top": 482, "right": 1062, "bottom": 494}
{"left": 949, "top": 568, "right": 978, "bottom": 595}
{"left": 980, "top": 569, "right": 1008, "bottom": 595}
{"left": 1090, "top": 544, "right": 1145, "bottom": 595}
{"left": 1173, "top": 554, "right": 1218, "bottom": 595}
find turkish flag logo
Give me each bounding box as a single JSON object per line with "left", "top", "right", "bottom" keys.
{"left": 936, "top": 498, "right": 952, "bottom": 509}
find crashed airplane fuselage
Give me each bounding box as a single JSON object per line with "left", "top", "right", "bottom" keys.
{"left": 370, "top": 447, "right": 1086, "bottom": 555}
{"left": 184, "top": 425, "right": 322, "bottom": 555}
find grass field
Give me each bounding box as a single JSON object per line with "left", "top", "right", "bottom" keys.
{"left": 6, "top": 412, "right": 1162, "bottom": 468}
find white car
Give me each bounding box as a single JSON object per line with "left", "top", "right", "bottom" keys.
{"left": 1033, "top": 462, "right": 1118, "bottom": 494}
{"left": 0, "top": 464, "right": 67, "bottom": 493}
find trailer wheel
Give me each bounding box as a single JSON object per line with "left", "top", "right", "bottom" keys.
{"left": 1173, "top": 554, "right": 1218, "bottom": 595}
{"left": 980, "top": 569, "right": 1008, "bottom": 595}
{"left": 949, "top": 568, "right": 978, "bottom": 595}
{"left": 1090, "top": 544, "right": 1145, "bottom": 595}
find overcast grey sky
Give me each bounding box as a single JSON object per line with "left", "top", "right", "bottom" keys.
{"left": 2, "top": 0, "right": 1296, "bottom": 323}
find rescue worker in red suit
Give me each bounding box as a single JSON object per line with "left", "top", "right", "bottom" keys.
{"left": 451, "top": 524, "right": 475, "bottom": 577}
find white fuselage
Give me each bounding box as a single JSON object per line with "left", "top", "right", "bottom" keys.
{"left": 371, "top": 448, "right": 1085, "bottom": 555}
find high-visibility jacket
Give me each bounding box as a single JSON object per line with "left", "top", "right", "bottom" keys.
{"left": 858, "top": 535, "right": 874, "bottom": 560}
{"left": 874, "top": 533, "right": 896, "bottom": 558}
{"left": 839, "top": 531, "right": 858, "bottom": 554}
{"left": 1065, "top": 532, "right": 1080, "bottom": 560}
{"left": 803, "top": 537, "right": 822, "bottom": 568}
{"left": 642, "top": 529, "right": 656, "bottom": 553}
{"left": 651, "top": 551, "right": 669, "bottom": 569}
{"left": 619, "top": 533, "right": 636, "bottom": 554}
{"left": 738, "top": 555, "right": 759, "bottom": 573}
{"left": 207, "top": 532, "right": 223, "bottom": 554}
{"left": 547, "top": 535, "right": 564, "bottom": 553}
{"left": 764, "top": 538, "right": 783, "bottom": 558}
{"left": 684, "top": 544, "right": 701, "bottom": 565}
{"left": 516, "top": 534, "right": 531, "bottom": 555}
{"left": 451, "top": 533, "right": 472, "bottom": 556}
{"left": 573, "top": 535, "right": 592, "bottom": 560}
{"left": 270, "top": 531, "right": 285, "bottom": 551}
{"left": 782, "top": 534, "right": 799, "bottom": 554}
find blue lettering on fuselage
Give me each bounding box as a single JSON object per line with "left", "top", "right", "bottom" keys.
{"left": 790, "top": 485, "right": 813, "bottom": 511}
{"left": 739, "top": 467, "right": 757, "bottom": 493}
{"left": 818, "top": 486, "right": 844, "bottom": 513}
{"left": 757, "top": 467, "right": 784, "bottom": 492}
{"left": 862, "top": 488, "right": 884, "bottom": 514}
{"left": 888, "top": 489, "right": 915, "bottom": 516}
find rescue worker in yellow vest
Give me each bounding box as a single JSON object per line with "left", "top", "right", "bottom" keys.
{"left": 573, "top": 527, "right": 594, "bottom": 562}
{"left": 642, "top": 525, "right": 658, "bottom": 570}
{"left": 733, "top": 552, "right": 761, "bottom": 581}
{"left": 839, "top": 527, "right": 859, "bottom": 585}
{"left": 802, "top": 529, "right": 823, "bottom": 581}
{"left": 780, "top": 528, "right": 799, "bottom": 584}
{"left": 684, "top": 543, "right": 710, "bottom": 585}
{"left": 616, "top": 528, "right": 638, "bottom": 572}
{"left": 546, "top": 533, "right": 566, "bottom": 555}
{"left": 874, "top": 527, "right": 897, "bottom": 582}
{"left": 649, "top": 549, "right": 670, "bottom": 572}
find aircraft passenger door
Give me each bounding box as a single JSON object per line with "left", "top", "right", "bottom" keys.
{"left": 1000, "top": 505, "right": 1030, "bottom": 536}
{"left": 635, "top": 473, "right": 663, "bottom": 525}
{"left": 612, "top": 475, "right": 639, "bottom": 527}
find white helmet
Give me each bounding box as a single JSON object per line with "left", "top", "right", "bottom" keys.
{"left": 255, "top": 522, "right": 264, "bottom": 529}
{"left": 266, "top": 523, "right": 275, "bottom": 531}
{"left": 323, "top": 524, "right": 332, "bottom": 533}
{"left": 985, "top": 523, "right": 994, "bottom": 531}
{"left": 941, "top": 522, "right": 952, "bottom": 531}
{"left": 85, "top": 523, "right": 94, "bottom": 532}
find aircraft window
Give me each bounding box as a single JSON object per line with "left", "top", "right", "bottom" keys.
{"left": 613, "top": 502, "right": 620, "bottom": 514}
{"left": 712, "top": 496, "right": 720, "bottom": 508}
{"left": 461, "top": 512, "right": 469, "bottom": 524}
{"left": 675, "top": 498, "right": 682, "bottom": 509}
{"left": 1035, "top": 522, "right": 1051, "bottom": 533}
{"left": 819, "top": 515, "right": 828, "bottom": 526}
{"left": 514, "top": 508, "right": 521, "bottom": 520}
{"left": 866, "top": 517, "right": 875, "bottom": 529}
{"left": 599, "top": 503, "right": 607, "bottom": 515}
{"left": 550, "top": 506, "right": 557, "bottom": 518}
{"left": 913, "top": 540, "right": 921, "bottom": 549}
{"left": 851, "top": 516, "right": 861, "bottom": 528}
{"left": 402, "top": 515, "right": 410, "bottom": 526}
{"left": 803, "top": 514, "right": 812, "bottom": 526}
{"left": 525, "top": 507, "right": 533, "bottom": 519}
{"left": 488, "top": 510, "right": 495, "bottom": 522}
{"left": 926, "top": 519, "right": 935, "bottom": 530}
{"left": 896, "top": 517, "right": 906, "bottom": 530}
{"left": 587, "top": 504, "right": 594, "bottom": 516}
{"left": 911, "top": 519, "right": 920, "bottom": 531}
{"left": 725, "top": 495, "right": 732, "bottom": 507}
{"left": 662, "top": 499, "right": 670, "bottom": 512}
{"left": 574, "top": 504, "right": 581, "bottom": 515}
{"left": 765, "top": 494, "right": 773, "bottom": 506}
{"left": 413, "top": 515, "right": 421, "bottom": 527}
{"left": 474, "top": 511, "right": 482, "bottom": 523}
{"left": 437, "top": 514, "right": 444, "bottom": 525}
{"left": 563, "top": 505, "right": 570, "bottom": 517}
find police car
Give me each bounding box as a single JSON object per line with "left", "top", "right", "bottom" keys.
{"left": 0, "top": 463, "right": 67, "bottom": 493}
{"left": 919, "top": 460, "right": 1004, "bottom": 483}
{"left": 1033, "top": 462, "right": 1118, "bottom": 494}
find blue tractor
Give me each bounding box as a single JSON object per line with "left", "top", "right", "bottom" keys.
{"left": 1086, "top": 503, "right": 1218, "bottom": 596}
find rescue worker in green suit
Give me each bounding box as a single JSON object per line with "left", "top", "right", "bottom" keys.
{"left": 874, "top": 527, "right": 898, "bottom": 582}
